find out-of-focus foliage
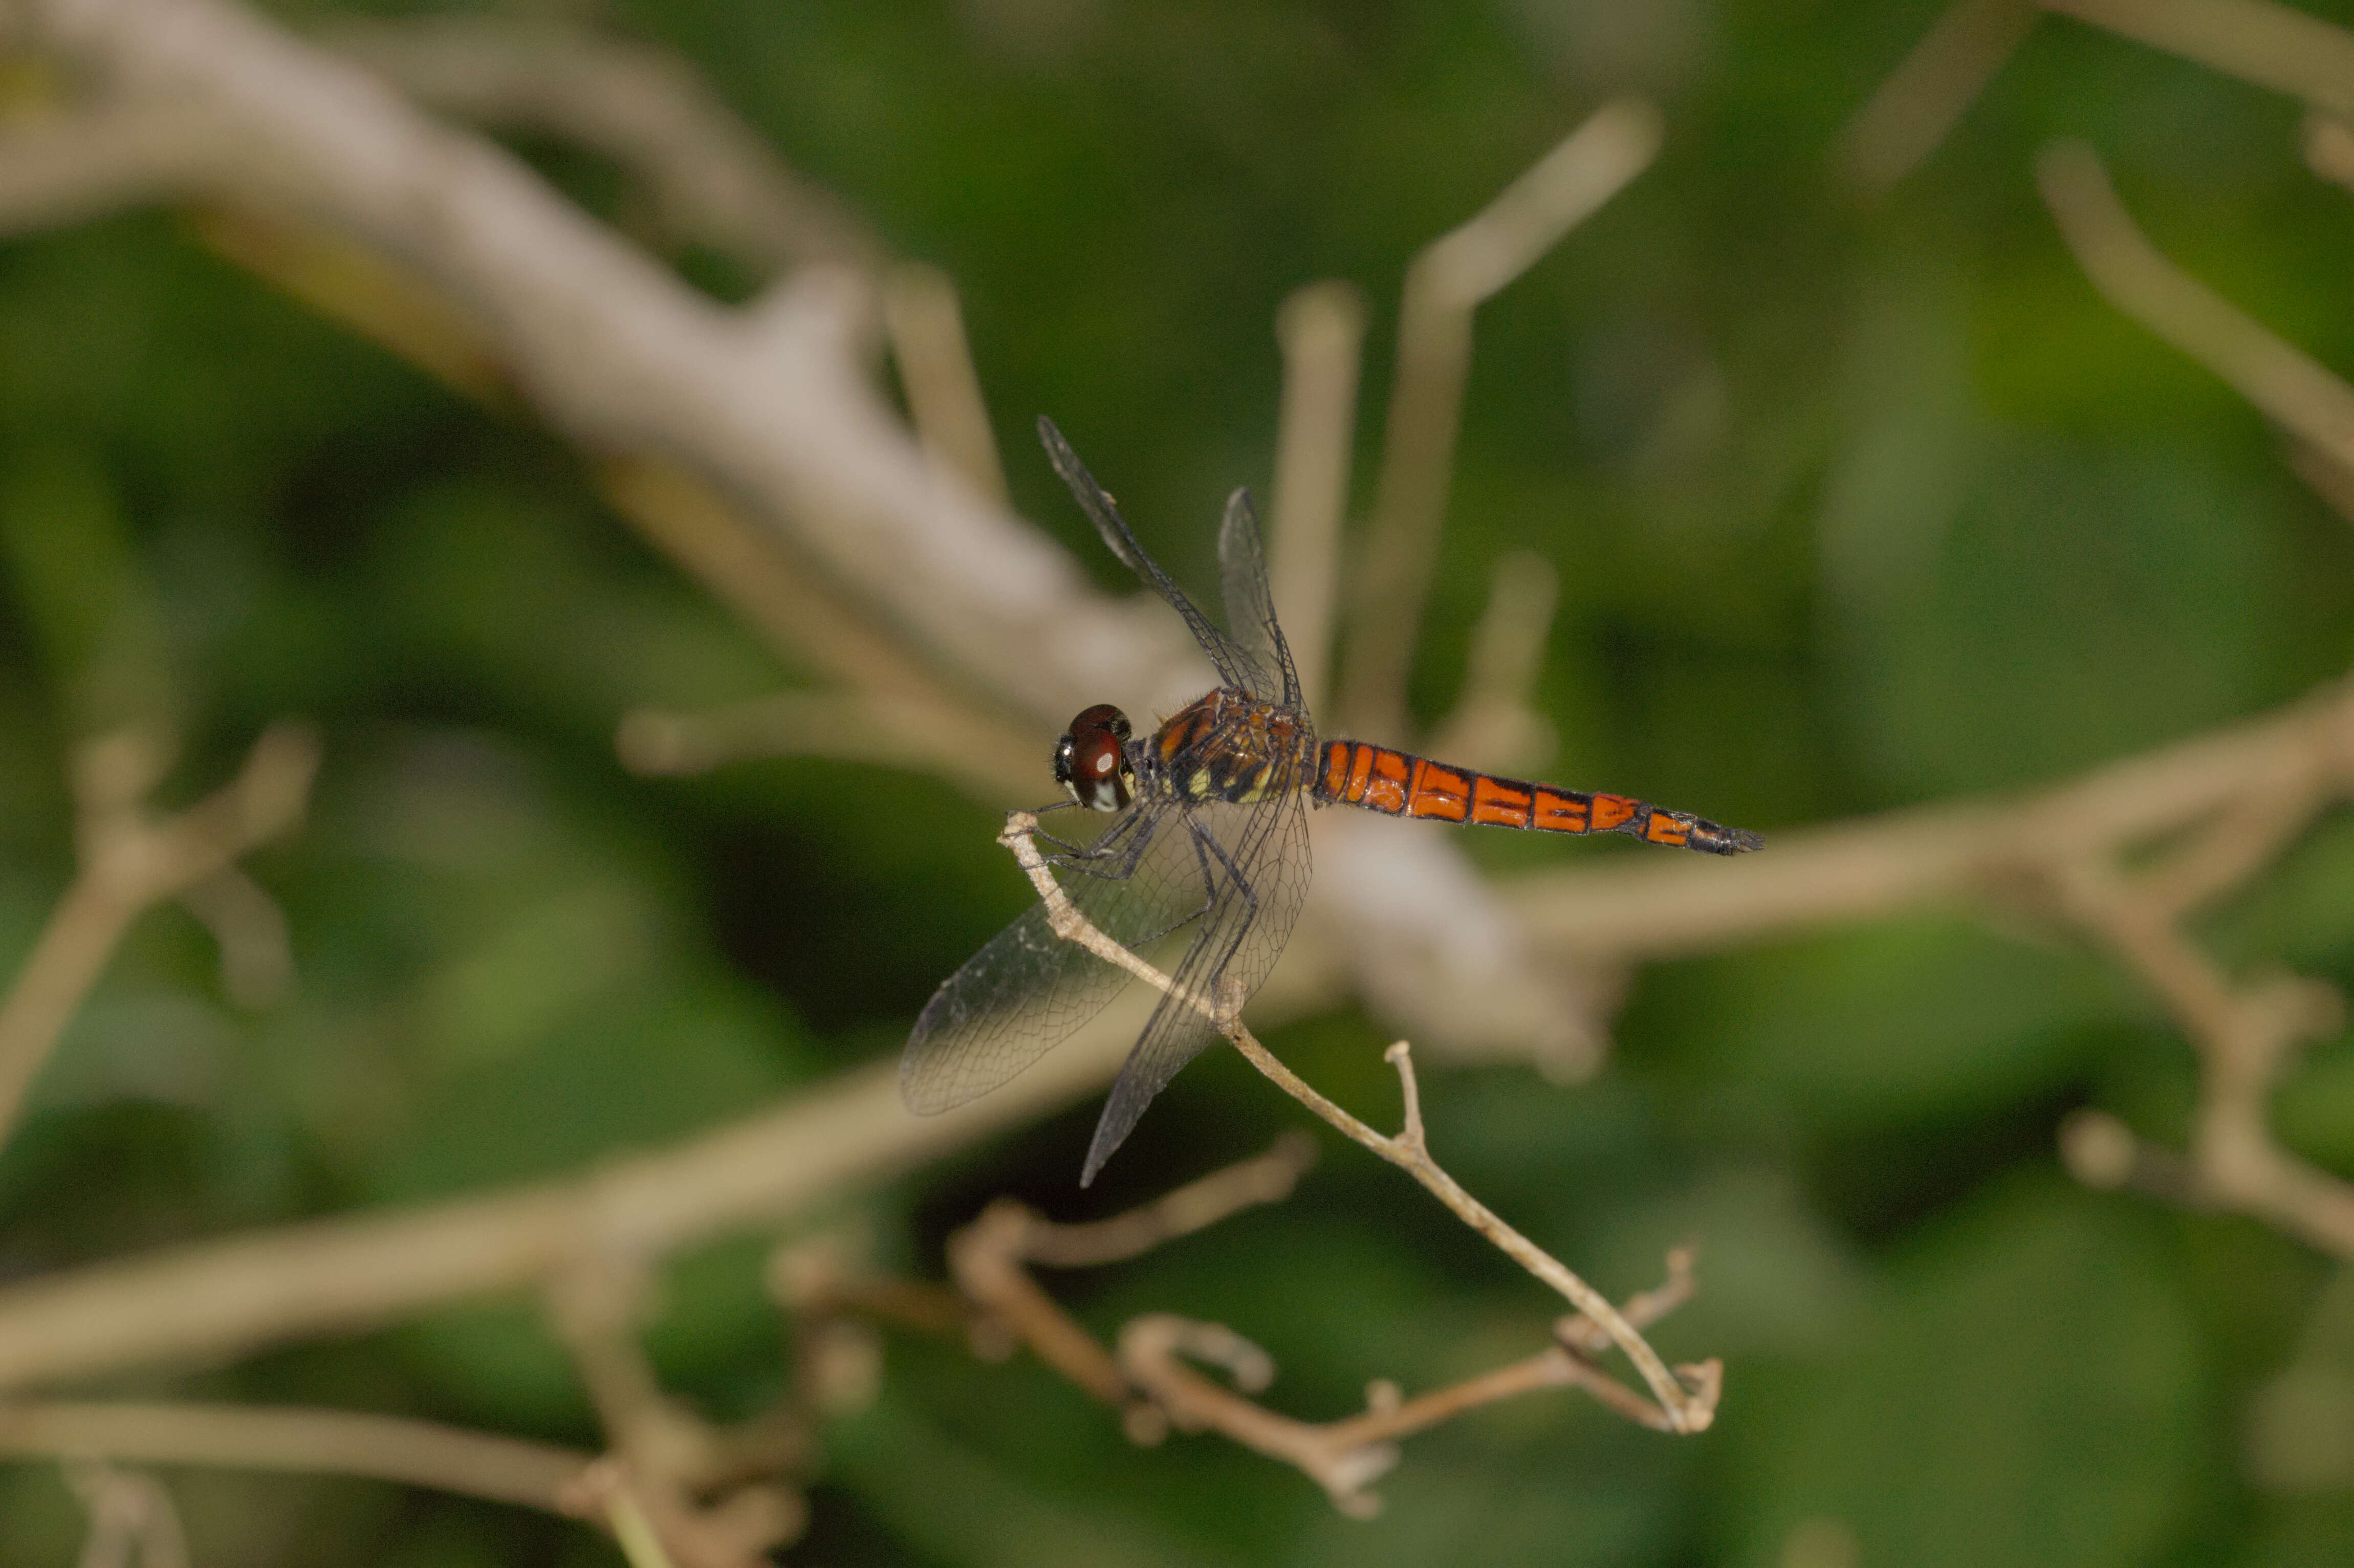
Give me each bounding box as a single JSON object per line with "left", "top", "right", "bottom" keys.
{"left": 5, "top": 0, "right": 2354, "bottom": 1563}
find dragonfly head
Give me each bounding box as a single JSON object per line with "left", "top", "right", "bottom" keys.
{"left": 1054, "top": 703, "right": 1135, "bottom": 812}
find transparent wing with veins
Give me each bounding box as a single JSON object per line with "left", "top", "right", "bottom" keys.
{"left": 1038, "top": 416, "right": 1293, "bottom": 705}
{"left": 900, "top": 806, "right": 1208, "bottom": 1115}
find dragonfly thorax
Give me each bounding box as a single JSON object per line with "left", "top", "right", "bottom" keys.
{"left": 1054, "top": 702, "right": 1136, "bottom": 812}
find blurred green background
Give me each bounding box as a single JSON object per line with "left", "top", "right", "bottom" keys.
{"left": 7, "top": 0, "right": 2354, "bottom": 1563}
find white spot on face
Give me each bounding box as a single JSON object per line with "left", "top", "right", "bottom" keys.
{"left": 1095, "top": 753, "right": 1114, "bottom": 774}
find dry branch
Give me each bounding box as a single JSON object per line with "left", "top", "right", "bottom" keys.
{"left": 0, "top": 724, "right": 317, "bottom": 1148}
{"left": 1268, "top": 280, "right": 1365, "bottom": 718}
{"left": 1837, "top": 0, "right": 2039, "bottom": 191}
{"left": 993, "top": 813, "right": 1716, "bottom": 1433}
{"left": 1340, "top": 97, "right": 1663, "bottom": 743}
{"left": 0, "top": 1402, "right": 595, "bottom": 1516}
{"left": 2038, "top": 140, "right": 2354, "bottom": 474}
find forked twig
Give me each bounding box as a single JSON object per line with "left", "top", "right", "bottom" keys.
{"left": 1116, "top": 1244, "right": 1705, "bottom": 1515}
{"left": 994, "top": 813, "right": 1717, "bottom": 1434}
{"left": 0, "top": 723, "right": 318, "bottom": 1150}
{"left": 1339, "top": 97, "right": 1663, "bottom": 742}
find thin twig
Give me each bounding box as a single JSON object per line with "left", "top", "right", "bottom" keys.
{"left": 995, "top": 815, "right": 1711, "bottom": 1433}
{"left": 2044, "top": 0, "right": 2354, "bottom": 118}
{"left": 882, "top": 262, "right": 1009, "bottom": 506}
{"left": 944, "top": 1135, "right": 1316, "bottom": 1425}
{"left": 1836, "top": 0, "right": 2040, "bottom": 193}
{"left": 1115, "top": 1246, "right": 1703, "bottom": 1516}
{"left": 1, "top": 1402, "right": 594, "bottom": 1515}
{"left": 1018, "top": 1130, "right": 1317, "bottom": 1268}
{"left": 0, "top": 723, "right": 318, "bottom": 1149}
{"left": 176, "top": 865, "right": 295, "bottom": 1009}
{"left": 1339, "top": 97, "right": 1662, "bottom": 742}
{"left": 1268, "top": 280, "right": 1364, "bottom": 718}
{"left": 1426, "top": 549, "right": 1559, "bottom": 775}
{"left": 2038, "top": 140, "right": 2354, "bottom": 477}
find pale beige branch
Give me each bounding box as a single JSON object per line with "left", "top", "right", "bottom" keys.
{"left": 883, "top": 263, "right": 1009, "bottom": 506}
{"left": 1426, "top": 549, "right": 1559, "bottom": 775}
{"left": 176, "top": 865, "right": 294, "bottom": 1009}
{"left": 0, "top": 998, "right": 1213, "bottom": 1391}
{"left": 11, "top": 0, "right": 1153, "bottom": 733}
{"left": 1017, "top": 1130, "right": 1317, "bottom": 1268}
{"left": 1836, "top": 0, "right": 2040, "bottom": 192}
{"left": 326, "top": 15, "right": 880, "bottom": 272}
{"left": 2044, "top": 0, "right": 2354, "bottom": 117}
{"left": 2, "top": 1401, "right": 594, "bottom": 1516}
{"left": 1268, "top": 280, "right": 1365, "bottom": 717}
{"left": 2055, "top": 859, "right": 2354, "bottom": 1254}
{"left": 1340, "top": 97, "right": 1662, "bottom": 742}
{"left": 2039, "top": 140, "right": 2354, "bottom": 476}
{"left": 0, "top": 723, "right": 318, "bottom": 1148}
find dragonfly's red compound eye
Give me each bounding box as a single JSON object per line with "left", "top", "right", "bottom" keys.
{"left": 1054, "top": 703, "right": 1135, "bottom": 811}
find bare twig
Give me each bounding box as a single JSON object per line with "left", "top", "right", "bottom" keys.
{"left": 994, "top": 814, "right": 1713, "bottom": 1433}
{"left": 1836, "top": 0, "right": 2040, "bottom": 192}
{"left": 176, "top": 866, "right": 294, "bottom": 1010}
{"left": 2, "top": 1402, "right": 594, "bottom": 1515}
{"left": 883, "top": 262, "right": 1009, "bottom": 506}
{"left": 0, "top": 723, "right": 318, "bottom": 1147}
{"left": 1339, "top": 97, "right": 1662, "bottom": 742}
{"left": 1116, "top": 1244, "right": 1703, "bottom": 1515}
{"left": 1017, "top": 1130, "right": 1318, "bottom": 1268}
{"left": 945, "top": 1135, "right": 1316, "bottom": 1428}
{"left": 2038, "top": 140, "right": 2354, "bottom": 476}
{"left": 1269, "top": 280, "right": 1365, "bottom": 717}
{"left": 2044, "top": 0, "right": 2354, "bottom": 117}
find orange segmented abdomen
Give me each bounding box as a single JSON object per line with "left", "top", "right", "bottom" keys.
{"left": 1312, "top": 740, "right": 1761, "bottom": 856}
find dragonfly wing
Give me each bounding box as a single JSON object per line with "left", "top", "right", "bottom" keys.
{"left": 1079, "top": 787, "right": 1313, "bottom": 1184}
{"left": 900, "top": 808, "right": 1212, "bottom": 1115}
{"left": 1037, "top": 417, "right": 1276, "bottom": 698}
{"left": 1215, "top": 486, "right": 1301, "bottom": 708}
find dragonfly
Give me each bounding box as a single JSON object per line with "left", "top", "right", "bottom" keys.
{"left": 902, "top": 417, "right": 1761, "bottom": 1185}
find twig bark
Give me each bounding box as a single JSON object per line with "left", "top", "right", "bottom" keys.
{"left": 1836, "top": 0, "right": 2040, "bottom": 192}
{"left": 0, "top": 1402, "right": 595, "bottom": 1515}
{"left": 2038, "top": 140, "right": 2354, "bottom": 476}
{"left": 2044, "top": 0, "right": 2354, "bottom": 117}
{"left": 0, "top": 724, "right": 317, "bottom": 1148}
{"left": 1339, "top": 97, "right": 1661, "bottom": 742}
{"left": 1268, "top": 281, "right": 1364, "bottom": 719}
{"left": 1115, "top": 1245, "right": 1703, "bottom": 1515}
{"left": 994, "top": 814, "right": 1715, "bottom": 1433}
